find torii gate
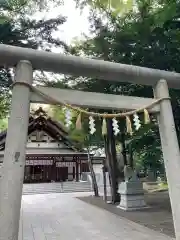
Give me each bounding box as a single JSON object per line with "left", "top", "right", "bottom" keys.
{"left": 0, "top": 44, "right": 180, "bottom": 240}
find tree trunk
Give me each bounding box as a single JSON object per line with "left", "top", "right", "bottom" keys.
{"left": 129, "top": 144, "right": 134, "bottom": 169}
{"left": 104, "top": 136, "right": 113, "bottom": 201}
{"left": 87, "top": 149, "right": 99, "bottom": 197}
{"left": 121, "top": 132, "right": 127, "bottom": 165}
{"left": 105, "top": 119, "right": 120, "bottom": 204}
{"left": 102, "top": 162, "right": 107, "bottom": 202}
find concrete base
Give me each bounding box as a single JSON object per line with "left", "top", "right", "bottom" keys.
{"left": 117, "top": 194, "right": 148, "bottom": 211}
{"left": 117, "top": 205, "right": 149, "bottom": 211}
{"left": 117, "top": 176, "right": 147, "bottom": 211}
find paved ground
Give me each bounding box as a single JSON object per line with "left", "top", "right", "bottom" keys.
{"left": 79, "top": 191, "right": 175, "bottom": 238}
{"left": 18, "top": 192, "right": 174, "bottom": 240}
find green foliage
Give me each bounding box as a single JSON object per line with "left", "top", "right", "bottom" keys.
{"left": 50, "top": 105, "right": 104, "bottom": 148}
{"left": 0, "top": 0, "right": 38, "bottom": 22}
{"left": 0, "top": 118, "right": 8, "bottom": 131}
{"left": 69, "top": 129, "right": 87, "bottom": 148}
{"left": 0, "top": 0, "right": 64, "bottom": 18}
{"left": 50, "top": 106, "right": 66, "bottom": 123}
{"left": 0, "top": 0, "right": 67, "bottom": 117}
{"left": 0, "top": 100, "right": 9, "bottom": 118}
{"left": 128, "top": 123, "right": 163, "bottom": 171}
{"left": 67, "top": 0, "right": 180, "bottom": 171}
{"left": 75, "top": 0, "right": 134, "bottom": 16}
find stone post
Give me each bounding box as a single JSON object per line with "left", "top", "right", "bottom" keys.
{"left": 154, "top": 79, "right": 180, "bottom": 240}
{"left": 0, "top": 61, "right": 33, "bottom": 240}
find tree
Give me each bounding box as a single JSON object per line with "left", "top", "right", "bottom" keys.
{"left": 74, "top": 0, "right": 134, "bottom": 16}
{"left": 67, "top": 0, "right": 180, "bottom": 172}
{"left": 0, "top": 0, "right": 67, "bottom": 118}
{"left": 0, "top": 118, "right": 8, "bottom": 131}
{"left": 127, "top": 123, "right": 163, "bottom": 172}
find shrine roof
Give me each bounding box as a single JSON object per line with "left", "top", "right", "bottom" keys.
{"left": 0, "top": 107, "right": 83, "bottom": 152}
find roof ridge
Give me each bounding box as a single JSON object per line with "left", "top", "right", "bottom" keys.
{"left": 0, "top": 114, "right": 82, "bottom": 152}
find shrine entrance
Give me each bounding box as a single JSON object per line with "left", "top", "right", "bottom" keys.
{"left": 56, "top": 167, "right": 68, "bottom": 181}
{"left": 56, "top": 162, "right": 76, "bottom": 181}
{"left": 1, "top": 44, "right": 180, "bottom": 240}
{"left": 23, "top": 156, "right": 82, "bottom": 183}
{"left": 24, "top": 161, "right": 53, "bottom": 183}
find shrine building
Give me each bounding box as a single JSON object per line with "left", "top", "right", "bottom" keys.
{"left": 0, "top": 108, "right": 102, "bottom": 183}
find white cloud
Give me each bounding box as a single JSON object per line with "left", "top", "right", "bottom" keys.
{"left": 33, "top": 0, "right": 91, "bottom": 47}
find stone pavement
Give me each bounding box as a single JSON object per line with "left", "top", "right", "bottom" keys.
{"left": 18, "top": 192, "right": 174, "bottom": 240}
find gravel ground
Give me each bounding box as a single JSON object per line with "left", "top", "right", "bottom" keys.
{"left": 77, "top": 191, "right": 175, "bottom": 238}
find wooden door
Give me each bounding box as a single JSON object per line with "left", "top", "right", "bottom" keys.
{"left": 56, "top": 167, "right": 68, "bottom": 181}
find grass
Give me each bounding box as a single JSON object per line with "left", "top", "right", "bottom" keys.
{"left": 158, "top": 182, "right": 168, "bottom": 189}
{"left": 143, "top": 181, "right": 168, "bottom": 193}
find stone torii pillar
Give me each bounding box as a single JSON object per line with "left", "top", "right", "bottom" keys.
{"left": 154, "top": 79, "right": 180, "bottom": 240}
{"left": 0, "top": 60, "right": 33, "bottom": 240}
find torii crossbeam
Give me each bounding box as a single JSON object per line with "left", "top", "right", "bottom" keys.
{"left": 0, "top": 44, "right": 180, "bottom": 88}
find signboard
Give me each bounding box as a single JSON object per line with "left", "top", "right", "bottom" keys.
{"left": 26, "top": 156, "right": 53, "bottom": 160}
{"left": 56, "top": 162, "right": 76, "bottom": 167}
{"left": 26, "top": 160, "right": 53, "bottom": 166}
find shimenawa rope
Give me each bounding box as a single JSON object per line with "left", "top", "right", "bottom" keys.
{"left": 12, "top": 82, "right": 170, "bottom": 118}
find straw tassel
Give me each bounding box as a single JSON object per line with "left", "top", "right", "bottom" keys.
{"left": 126, "top": 116, "right": 133, "bottom": 136}
{"left": 144, "top": 109, "right": 150, "bottom": 124}
{"left": 102, "top": 118, "right": 107, "bottom": 135}
{"left": 76, "top": 113, "right": 82, "bottom": 130}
